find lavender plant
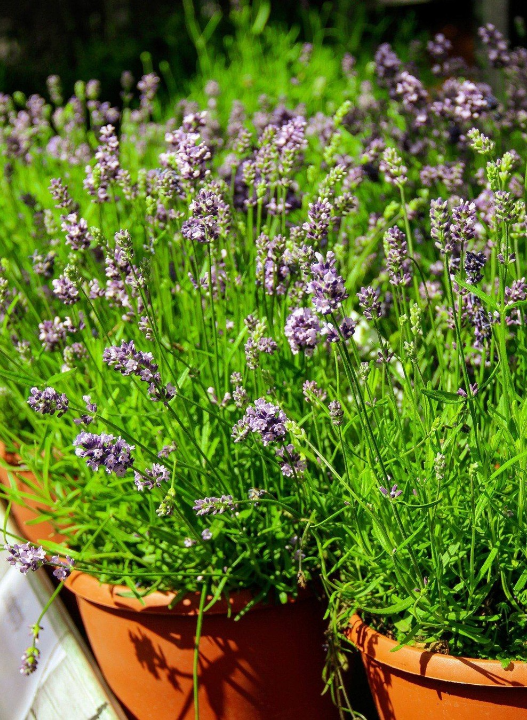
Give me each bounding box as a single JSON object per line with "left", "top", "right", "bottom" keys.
{"left": 1, "top": 17, "right": 527, "bottom": 703}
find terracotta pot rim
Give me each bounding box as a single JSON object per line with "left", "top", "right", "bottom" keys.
{"left": 65, "top": 569, "right": 305, "bottom": 616}
{"left": 348, "top": 613, "right": 527, "bottom": 687}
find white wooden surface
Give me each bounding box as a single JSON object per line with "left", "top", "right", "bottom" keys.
{"left": 0, "top": 507, "right": 127, "bottom": 720}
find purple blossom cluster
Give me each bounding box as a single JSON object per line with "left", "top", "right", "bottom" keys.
{"left": 5, "top": 543, "right": 46, "bottom": 573}
{"left": 61, "top": 213, "right": 91, "bottom": 250}
{"left": 285, "top": 307, "right": 321, "bottom": 355}
{"left": 193, "top": 495, "right": 235, "bottom": 516}
{"left": 384, "top": 227, "right": 411, "bottom": 287}
{"left": 38, "top": 316, "right": 80, "bottom": 351}
{"left": 303, "top": 198, "right": 332, "bottom": 246}
{"left": 181, "top": 187, "right": 222, "bottom": 243}
{"left": 4, "top": 543, "right": 74, "bottom": 581}
{"left": 73, "top": 432, "right": 135, "bottom": 476}
{"left": 134, "top": 464, "right": 170, "bottom": 491}
{"left": 357, "top": 286, "right": 382, "bottom": 321}
{"left": 255, "top": 234, "right": 295, "bottom": 295}
{"left": 275, "top": 444, "right": 306, "bottom": 478}
{"left": 308, "top": 251, "right": 348, "bottom": 315}
{"left": 27, "top": 387, "right": 69, "bottom": 417}
{"left": 103, "top": 340, "right": 175, "bottom": 402}
{"left": 163, "top": 124, "right": 211, "bottom": 182}
{"left": 478, "top": 24, "right": 510, "bottom": 68}
{"left": 232, "top": 398, "right": 288, "bottom": 445}
{"left": 84, "top": 125, "right": 121, "bottom": 203}
{"left": 464, "top": 251, "right": 486, "bottom": 285}
{"left": 52, "top": 272, "right": 79, "bottom": 305}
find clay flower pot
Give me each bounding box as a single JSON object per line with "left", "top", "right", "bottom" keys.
{"left": 0, "top": 441, "right": 66, "bottom": 545}
{"left": 347, "top": 614, "right": 527, "bottom": 720}
{"left": 66, "top": 571, "right": 338, "bottom": 720}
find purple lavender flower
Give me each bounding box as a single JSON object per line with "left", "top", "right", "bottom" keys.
{"left": 201, "top": 529, "right": 213, "bottom": 541}
{"left": 478, "top": 23, "right": 510, "bottom": 68}
{"left": 49, "top": 178, "right": 73, "bottom": 210}
{"left": 321, "top": 322, "right": 339, "bottom": 343}
{"left": 73, "top": 432, "right": 134, "bottom": 476}
{"left": 308, "top": 251, "right": 348, "bottom": 315}
{"left": 233, "top": 398, "right": 288, "bottom": 445}
{"left": 302, "top": 380, "right": 327, "bottom": 402}
{"left": 394, "top": 71, "right": 428, "bottom": 125}
{"left": 5, "top": 543, "right": 46, "bottom": 573}
{"left": 47, "top": 74, "right": 63, "bottom": 104}
{"left": 374, "top": 43, "right": 401, "bottom": 86}
{"left": 384, "top": 227, "right": 412, "bottom": 286}
{"left": 193, "top": 495, "right": 235, "bottom": 515}
{"left": 255, "top": 234, "right": 291, "bottom": 296}
{"left": 432, "top": 79, "right": 490, "bottom": 124}
{"left": 181, "top": 217, "right": 211, "bottom": 243}
{"left": 163, "top": 127, "right": 211, "bottom": 182}
{"left": 329, "top": 400, "right": 343, "bottom": 426}
{"left": 52, "top": 273, "right": 79, "bottom": 305}
{"left": 275, "top": 115, "right": 307, "bottom": 155}
{"left": 244, "top": 335, "right": 278, "bottom": 369}
{"left": 158, "top": 442, "right": 177, "bottom": 459}
{"left": 466, "top": 296, "right": 494, "bottom": 347}
{"left": 31, "top": 251, "right": 55, "bottom": 278}
{"left": 303, "top": 198, "right": 332, "bottom": 246}
{"left": 285, "top": 307, "right": 321, "bottom": 355}
{"left": 50, "top": 555, "right": 75, "bottom": 581}
{"left": 451, "top": 201, "right": 476, "bottom": 247}
{"left": 342, "top": 52, "right": 356, "bottom": 76}
{"left": 505, "top": 278, "right": 527, "bottom": 304}
{"left": 465, "top": 251, "right": 486, "bottom": 284}
{"left": 61, "top": 213, "right": 91, "bottom": 250}
{"left": 38, "top": 317, "right": 67, "bottom": 351}
{"left": 494, "top": 191, "right": 514, "bottom": 223}
{"left": 427, "top": 33, "right": 452, "bottom": 63}
{"left": 134, "top": 464, "right": 170, "bottom": 491}
{"left": 137, "top": 72, "right": 160, "bottom": 116}
{"left": 357, "top": 286, "right": 382, "bottom": 320}
{"left": 379, "top": 484, "right": 402, "bottom": 499}
{"left": 74, "top": 395, "right": 97, "bottom": 426}
{"left": 103, "top": 340, "right": 160, "bottom": 382}
{"left": 181, "top": 187, "right": 225, "bottom": 243}
{"left": 430, "top": 198, "right": 451, "bottom": 253}
{"left": 340, "top": 316, "right": 357, "bottom": 340}
{"left": 276, "top": 444, "right": 306, "bottom": 477}
{"left": 84, "top": 125, "right": 121, "bottom": 203}
{"left": 27, "top": 387, "right": 69, "bottom": 417}
{"left": 63, "top": 343, "right": 87, "bottom": 371}
{"left": 20, "top": 646, "right": 40, "bottom": 675}
{"left": 380, "top": 148, "right": 407, "bottom": 186}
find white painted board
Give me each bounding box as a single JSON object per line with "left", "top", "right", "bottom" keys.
{"left": 0, "top": 507, "right": 127, "bottom": 720}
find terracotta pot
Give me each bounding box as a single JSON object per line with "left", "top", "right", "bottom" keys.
{"left": 0, "top": 441, "right": 66, "bottom": 545}
{"left": 347, "top": 614, "right": 527, "bottom": 720}
{"left": 66, "top": 571, "right": 338, "bottom": 720}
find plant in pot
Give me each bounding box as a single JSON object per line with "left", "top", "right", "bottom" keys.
{"left": 285, "top": 25, "right": 527, "bottom": 720}
{"left": 0, "top": 43, "right": 369, "bottom": 719}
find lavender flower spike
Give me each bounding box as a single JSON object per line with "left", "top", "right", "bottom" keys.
{"left": 308, "top": 251, "right": 348, "bottom": 315}
{"left": 233, "top": 398, "right": 288, "bottom": 445}
{"left": 134, "top": 464, "right": 170, "bottom": 491}
{"left": 193, "top": 495, "right": 235, "bottom": 515}
{"left": 5, "top": 543, "right": 46, "bottom": 573}
{"left": 27, "top": 387, "right": 69, "bottom": 417}
{"left": 285, "top": 307, "right": 321, "bottom": 355}
{"left": 379, "top": 484, "right": 402, "bottom": 499}
{"left": 74, "top": 432, "right": 134, "bottom": 476}
{"left": 50, "top": 555, "right": 75, "bottom": 581}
